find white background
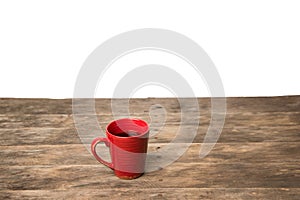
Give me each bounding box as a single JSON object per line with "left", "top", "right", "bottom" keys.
{"left": 0, "top": 0, "right": 299, "bottom": 98}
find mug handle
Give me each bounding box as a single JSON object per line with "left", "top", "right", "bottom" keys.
{"left": 91, "top": 137, "right": 113, "bottom": 169}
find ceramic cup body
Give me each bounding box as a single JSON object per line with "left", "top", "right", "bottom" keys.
{"left": 91, "top": 118, "right": 149, "bottom": 179}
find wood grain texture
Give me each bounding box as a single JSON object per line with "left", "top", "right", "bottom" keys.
{"left": 1, "top": 124, "right": 299, "bottom": 145}
{"left": 0, "top": 163, "right": 299, "bottom": 190}
{"left": 0, "top": 96, "right": 299, "bottom": 115}
{"left": 1, "top": 111, "right": 299, "bottom": 144}
{"left": 0, "top": 97, "right": 299, "bottom": 199}
{"left": 1, "top": 188, "right": 300, "bottom": 200}
{"left": 0, "top": 143, "right": 299, "bottom": 166}
{"left": 0, "top": 188, "right": 300, "bottom": 200}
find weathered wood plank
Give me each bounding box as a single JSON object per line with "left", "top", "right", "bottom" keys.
{"left": 0, "top": 128, "right": 82, "bottom": 146}
{"left": 0, "top": 143, "right": 299, "bottom": 166}
{"left": 0, "top": 97, "right": 299, "bottom": 199}
{"left": 1, "top": 111, "right": 299, "bottom": 129}
{"left": 0, "top": 163, "right": 299, "bottom": 190}
{"left": 1, "top": 110, "right": 299, "bottom": 145}
{"left": 0, "top": 98, "right": 72, "bottom": 115}
{"left": 0, "top": 96, "right": 299, "bottom": 115}
{"left": 1, "top": 188, "right": 299, "bottom": 200}
{"left": 0, "top": 115, "right": 70, "bottom": 129}
{"left": 1, "top": 124, "right": 299, "bottom": 146}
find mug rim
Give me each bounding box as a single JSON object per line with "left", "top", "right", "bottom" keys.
{"left": 106, "top": 118, "right": 149, "bottom": 138}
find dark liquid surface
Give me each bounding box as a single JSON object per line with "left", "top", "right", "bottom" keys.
{"left": 116, "top": 131, "right": 139, "bottom": 137}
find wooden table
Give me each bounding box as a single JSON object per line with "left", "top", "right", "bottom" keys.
{"left": 0, "top": 97, "right": 299, "bottom": 199}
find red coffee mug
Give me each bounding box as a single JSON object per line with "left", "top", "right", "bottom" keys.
{"left": 91, "top": 118, "right": 149, "bottom": 179}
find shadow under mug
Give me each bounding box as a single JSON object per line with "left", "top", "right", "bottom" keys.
{"left": 91, "top": 118, "right": 149, "bottom": 179}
